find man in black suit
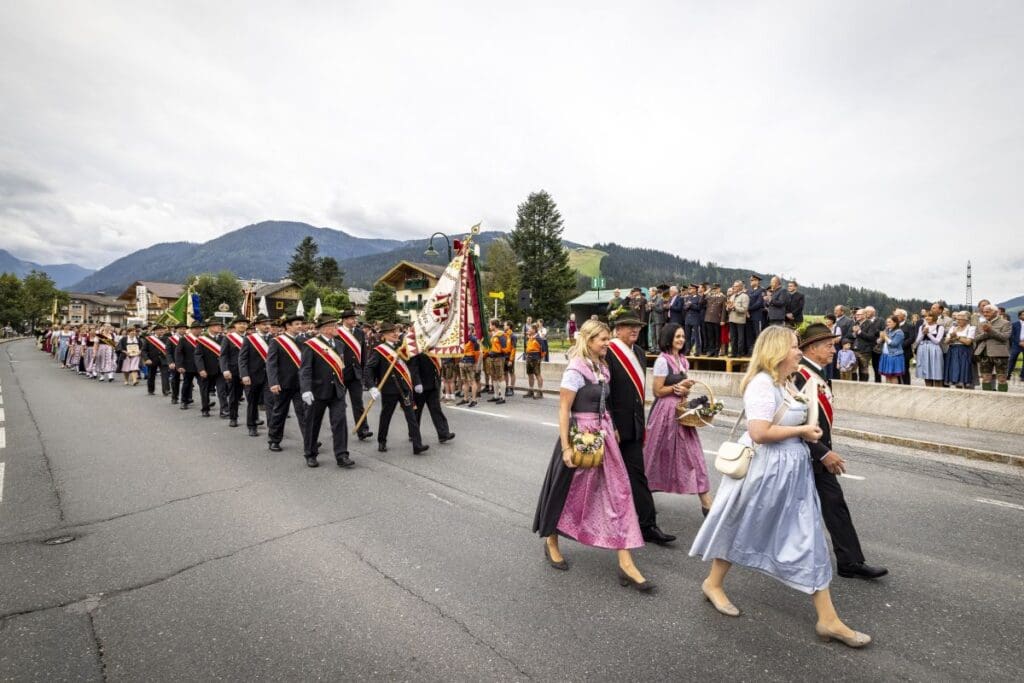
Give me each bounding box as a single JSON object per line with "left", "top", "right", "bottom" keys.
{"left": 667, "top": 286, "right": 684, "bottom": 326}
{"left": 794, "top": 324, "right": 888, "bottom": 580}
{"left": 606, "top": 315, "right": 674, "bottom": 545}
{"left": 174, "top": 321, "right": 203, "bottom": 409}
{"left": 364, "top": 323, "right": 428, "bottom": 455}
{"left": 336, "top": 309, "right": 373, "bottom": 442}
{"left": 785, "top": 280, "right": 805, "bottom": 327}
{"left": 766, "top": 276, "right": 790, "bottom": 326}
{"left": 195, "top": 320, "right": 226, "bottom": 417}
{"left": 299, "top": 315, "right": 353, "bottom": 469}
{"left": 238, "top": 314, "right": 271, "bottom": 437}
{"left": 143, "top": 322, "right": 170, "bottom": 396}
{"left": 266, "top": 315, "right": 308, "bottom": 453}
{"left": 682, "top": 284, "right": 703, "bottom": 355}
{"left": 166, "top": 323, "right": 186, "bottom": 404}
{"left": 219, "top": 317, "right": 249, "bottom": 427}
{"left": 411, "top": 352, "right": 455, "bottom": 444}
{"left": 745, "top": 274, "right": 766, "bottom": 346}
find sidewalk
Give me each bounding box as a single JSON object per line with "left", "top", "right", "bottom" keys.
{"left": 712, "top": 395, "right": 1023, "bottom": 466}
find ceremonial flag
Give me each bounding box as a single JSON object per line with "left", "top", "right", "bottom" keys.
{"left": 402, "top": 224, "right": 484, "bottom": 358}
{"left": 158, "top": 289, "right": 189, "bottom": 326}
{"left": 314, "top": 297, "right": 323, "bottom": 318}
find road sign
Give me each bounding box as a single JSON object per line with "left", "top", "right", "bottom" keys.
{"left": 488, "top": 291, "right": 505, "bottom": 299}
{"left": 592, "top": 277, "right": 606, "bottom": 289}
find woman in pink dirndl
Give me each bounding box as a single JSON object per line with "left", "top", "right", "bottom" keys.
{"left": 533, "top": 320, "right": 651, "bottom": 591}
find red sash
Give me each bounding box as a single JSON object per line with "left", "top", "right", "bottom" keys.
{"left": 429, "top": 354, "right": 442, "bottom": 375}
{"left": 375, "top": 344, "right": 413, "bottom": 390}
{"left": 306, "top": 337, "right": 345, "bottom": 381}
{"left": 798, "top": 367, "right": 834, "bottom": 427}
{"left": 147, "top": 336, "right": 167, "bottom": 354}
{"left": 336, "top": 327, "right": 362, "bottom": 364}
{"left": 184, "top": 334, "right": 199, "bottom": 348}
{"left": 608, "top": 340, "right": 645, "bottom": 402}
{"left": 169, "top": 334, "right": 180, "bottom": 346}
{"left": 197, "top": 335, "right": 222, "bottom": 356}
{"left": 275, "top": 335, "right": 302, "bottom": 368}
{"left": 226, "top": 332, "right": 245, "bottom": 350}
{"left": 247, "top": 333, "right": 269, "bottom": 361}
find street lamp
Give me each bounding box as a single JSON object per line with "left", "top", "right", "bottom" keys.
{"left": 424, "top": 232, "right": 453, "bottom": 261}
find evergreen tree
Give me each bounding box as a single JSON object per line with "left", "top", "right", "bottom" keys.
{"left": 508, "top": 190, "right": 576, "bottom": 321}
{"left": 20, "top": 270, "right": 66, "bottom": 330}
{"left": 316, "top": 256, "right": 344, "bottom": 290}
{"left": 322, "top": 288, "right": 352, "bottom": 312}
{"left": 190, "top": 271, "right": 244, "bottom": 322}
{"left": 0, "top": 273, "right": 25, "bottom": 328}
{"left": 287, "top": 236, "right": 320, "bottom": 286}
{"left": 483, "top": 238, "right": 521, "bottom": 320}
{"left": 364, "top": 282, "right": 400, "bottom": 323}
{"left": 301, "top": 282, "right": 322, "bottom": 316}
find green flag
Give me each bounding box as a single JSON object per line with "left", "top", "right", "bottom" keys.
{"left": 158, "top": 289, "right": 189, "bottom": 326}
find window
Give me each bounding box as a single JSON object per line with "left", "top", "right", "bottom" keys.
{"left": 275, "top": 301, "right": 284, "bottom": 310}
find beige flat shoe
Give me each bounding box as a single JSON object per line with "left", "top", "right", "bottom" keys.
{"left": 815, "top": 622, "right": 872, "bottom": 648}
{"left": 701, "top": 580, "right": 740, "bottom": 617}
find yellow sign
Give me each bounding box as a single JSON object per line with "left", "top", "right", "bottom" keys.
{"left": 488, "top": 291, "right": 505, "bottom": 299}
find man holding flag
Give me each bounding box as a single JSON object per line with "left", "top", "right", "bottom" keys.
{"left": 365, "top": 323, "right": 427, "bottom": 455}
{"left": 299, "top": 315, "right": 353, "bottom": 469}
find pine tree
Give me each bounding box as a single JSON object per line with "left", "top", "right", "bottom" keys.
{"left": 508, "top": 191, "right": 576, "bottom": 321}
{"left": 483, "top": 238, "right": 521, "bottom": 320}
{"left": 287, "top": 236, "right": 320, "bottom": 287}
{"left": 364, "top": 282, "right": 400, "bottom": 323}
{"left": 317, "top": 256, "right": 344, "bottom": 290}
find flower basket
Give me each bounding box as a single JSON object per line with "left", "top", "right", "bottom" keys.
{"left": 675, "top": 380, "right": 724, "bottom": 428}
{"left": 569, "top": 425, "right": 606, "bottom": 469}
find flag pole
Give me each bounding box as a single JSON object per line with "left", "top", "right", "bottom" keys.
{"left": 352, "top": 338, "right": 411, "bottom": 434}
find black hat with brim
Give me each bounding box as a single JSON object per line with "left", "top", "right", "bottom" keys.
{"left": 282, "top": 315, "right": 305, "bottom": 326}
{"left": 750, "top": 274, "right": 762, "bottom": 281}
{"left": 339, "top": 309, "right": 358, "bottom": 319}
{"left": 799, "top": 322, "right": 839, "bottom": 349}
{"left": 314, "top": 315, "right": 339, "bottom": 328}
{"left": 252, "top": 314, "right": 271, "bottom": 324}
{"left": 205, "top": 319, "right": 224, "bottom": 328}
{"left": 229, "top": 317, "right": 249, "bottom": 326}
{"left": 188, "top": 321, "right": 203, "bottom": 329}
{"left": 612, "top": 316, "right": 644, "bottom": 328}
{"left": 378, "top": 322, "right": 399, "bottom": 334}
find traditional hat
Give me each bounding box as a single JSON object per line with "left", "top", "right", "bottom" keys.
{"left": 251, "top": 314, "right": 271, "bottom": 324}
{"left": 799, "top": 322, "right": 839, "bottom": 349}
{"left": 314, "top": 314, "right": 338, "bottom": 328}
{"left": 152, "top": 322, "right": 167, "bottom": 330}
{"left": 749, "top": 273, "right": 762, "bottom": 281}
{"left": 378, "top": 322, "right": 399, "bottom": 334}
{"left": 339, "top": 309, "right": 358, "bottom": 319}
{"left": 611, "top": 315, "right": 644, "bottom": 328}
{"left": 188, "top": 320, "right": 202, "bottom": 329}
{"left": 281, "top": 314, "right": 305, "bottom": 326}
{"left": 229, "top": 316, "right": 249, "bottom": 326}
{"left": 205, "top": 318, "right": 224, "bottom": 328}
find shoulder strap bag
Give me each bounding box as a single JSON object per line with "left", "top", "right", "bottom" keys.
{"left": 714, "top": 396, "right": 788, "bottom": 480}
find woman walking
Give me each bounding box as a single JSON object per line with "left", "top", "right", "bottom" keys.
{"left": 690, "top": 325, "right": 870, "bottom": 647}
{"left": 118, "top": 328, "right": 142, "bottom": 385}
{"left": 533, "top": 320, "right": 651, "bottom": 592}
{"left": 92, "top": 326, "right": 118, "bottom": 382}
{"left": 914, "top": 313, "right": 946, "bottom": 387}
{"left": 877, "top": 316, "right": 905, "bottom": 384}
{"left": 642, "top": 323, "right": 712, "bottom": 515}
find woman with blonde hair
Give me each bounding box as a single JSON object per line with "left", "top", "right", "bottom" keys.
{"left": 689, "top": 326, "right": 871, "bottom": 647}
{"left": 533, "top": 320, "right": 651, "bottom": 591}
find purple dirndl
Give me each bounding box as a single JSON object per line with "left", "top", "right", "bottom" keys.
{"left": 643, "top": 353, "right": 710, "bottom": 495}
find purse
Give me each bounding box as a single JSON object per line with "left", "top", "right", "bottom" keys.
{"left": 714, "top": 397, "right": 787, "bottom": 480}
{"left": 570, "top": 364, "right": 607, "bottom": 469}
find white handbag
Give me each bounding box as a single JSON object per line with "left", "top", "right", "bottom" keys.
{"left": 714, "top": 400, "right": 787, "bottom": 479}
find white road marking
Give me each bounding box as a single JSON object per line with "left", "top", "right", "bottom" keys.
{"left": 449, "top": 406, "right": 509, "bottom": 419}
{"left": 840, "top": 473, "right": 866, "bottom": 481}
{"left": 541, "top": 422, "right": 559, "bottom": 428}
{"left": 0, "top": 427, "right": 5, "bottom": 449}
{"left": 0, "top": 462, "right": 4, "bottom": 502}
{"left": 0, "top": 407, "right": 5, "bottom": 422}
{"left": 976, "top": 498, "right": 1024, "bottom": 511}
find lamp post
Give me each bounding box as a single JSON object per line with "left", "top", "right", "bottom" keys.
{"left": 423, "top": 232, "right": 453, "bottom": 261}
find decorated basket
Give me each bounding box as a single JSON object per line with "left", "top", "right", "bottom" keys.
{"left": 675, "top": 380, "right": 723, "bottom": 428}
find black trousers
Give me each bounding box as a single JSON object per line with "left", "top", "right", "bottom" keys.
{"left": 345, "top": 379, "right": 371, "bottom": 437}
{"left": 414, "top": 388, "right": 450, "bottom": 438}
{"left": 215, "top": 375, "right": 228, "bottom": 414}
{"left": 746, "top": 317, "right": 764, "bottom": 348}
{"left": 619, "top": 439, "right": 656, "bottom": 530}
{"left": 245, "top": 377, "right": 267, "bottom": 428}
{"left": 378, "top": 393, "right": 422, "bottom": 449}
{"left": 813, "top": 461, "right": 865, "bottom": 567}
{"left": 729, "top": 322, "right": 748, "bottom": 357}
{"left": 169, "top": 366, "right": 181, "bottom": 401}
{"left": 198, "top": 374, "right": 214, "bottom": 412}
{"left": 871, "top": 352, "right": 882, "bottom": 383}
{"left": 702, "top": 322, "right": 720, "bottom": 356}
{"left": 267, "top": 386, "right": 307, "bottom": 445}
{"left": 147, "top": 363, "right": 169, "bottom": 394}
{"left": 224, "top": 374, "right": 243, "bottom": 419}
{"left": 180, "top": 371, "right": 197, "bottom": 405}
{"left": 304, "top": 394, "right": 348, "bottom": 458}
{"left": 683, "top": 323, "right": 701, "bottom": 355}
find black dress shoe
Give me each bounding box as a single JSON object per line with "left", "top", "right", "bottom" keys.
{"left": 229, "top": 419, "right": 238, "bottom": 428}
{"left": 837, "top": 562, "right": 888, "bottom": 579}
{"left": 305, "top": 456, "right": 319, "bottom": 468}
{"left": 439, "top": 433, "right": 456, "bottom": 443}
{"left": 268, "top": 442, "right": 282, "bottom": 452}
{"left": 180, "top": 403, "right": 188, "bottom": 410}
{"left": 248, "top": 427, "right": 259, "bottom": 437}
{"left": 219, "top": 413, "right": 229, "bottom": 419}
{"left": 544, "top": 544, "right": 568, "bottom": 571}
{"left": 336, "top": 454, "right": 355, "bottom": 468}
{"left": 617, "top": 569, "right": 655, "bottom": 593}
{"left": 201, "top": 411, "right": 211, "bottom": 417}
{"left": 378, "top": 443, "right": 387, "bottom": 452}
{"left": 413, "top": 444, "right": 430, "bottom": 455}
{"left": 171, "top": 398, "right": 178, "bottom": 404}
{"left": 642, "top": 526, "right": 677, "bottom": 545}
{"left": 357, "top": 431, "right": 373, "bottom": 441}
{"left": 255, "top": 419, "right": 264, "bottom": 426}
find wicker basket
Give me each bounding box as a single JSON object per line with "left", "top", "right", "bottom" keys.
{"left": 571, "top": 443, "right": 606, "bottom": 469}
{"left": 675, "top": 380, "right": 717, "bottom": 428}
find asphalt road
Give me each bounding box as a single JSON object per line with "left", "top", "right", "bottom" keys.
{"left": 1, "top": 338, "right": 1023, "bottom": 681}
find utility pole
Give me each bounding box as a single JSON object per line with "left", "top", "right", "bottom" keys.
{"left": 965, "top": 260, "right": 972, "bottom": 311}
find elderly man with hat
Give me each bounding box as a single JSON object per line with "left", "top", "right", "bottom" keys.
{"left": 298, "top": 314, "right": 354, "bottom": 468}
{"left": 607, "top": 312, "right": 675, "bottom": 545}
{"left": 336, "top": 309, "right": 373, "bottom": 442}
{"left": 195, "top": 319, "right": 226, "bottom": 417}
{"left": 363, "top": 322, "right": 429, "bottom": 455}
{"left": 238, "top": 314, "right": 272, "bottom": 437}
{"left": 266, "top": 314, "right": 309, "bottom": 453}
{"left": 793, "top": 323, "right": 888, "bottom": 581}
{"left": 219, "top": 316, "right": 250, "bottom": 427}
{"left": 143, "top": 322, "right": 171, "bottom": 397}
{"left": 174, "top": 320, "right": 204, "bottom": 410}
{"left": 165, "top": 322, "right": 187, "bottom": 404}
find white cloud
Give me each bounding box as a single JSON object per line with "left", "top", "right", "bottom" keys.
{"left": 0, "top": 1, "right": 1021, "bottom": 304}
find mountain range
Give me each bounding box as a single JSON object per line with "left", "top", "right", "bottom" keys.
{"left": 0, "top": 249, "right": 95, "bottom": 289}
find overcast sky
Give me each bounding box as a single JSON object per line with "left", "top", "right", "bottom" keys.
{"left": 2, "top": 1, "right": 1021, "bottom": 304}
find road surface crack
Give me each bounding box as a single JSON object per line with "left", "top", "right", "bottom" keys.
{"left": 0, "top": 513, "right": 372, "bottom": 623}
{"left": 341, "top": 542, "right": 532, "bottom": 680}
{"left": 86, "top": 610, "right": 109, "bottom": 681}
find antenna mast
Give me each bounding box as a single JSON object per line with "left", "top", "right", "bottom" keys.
{"left": 965, "top": 260, "right": 972, "bottom": 311}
